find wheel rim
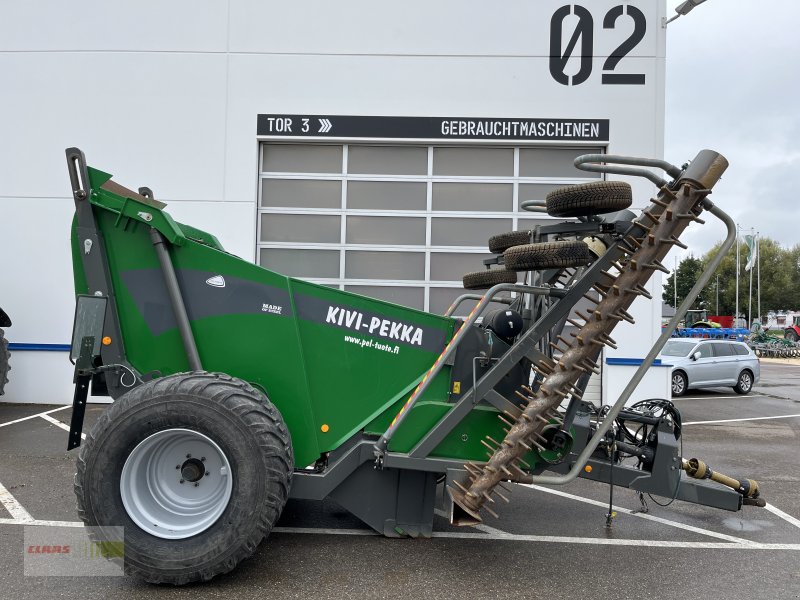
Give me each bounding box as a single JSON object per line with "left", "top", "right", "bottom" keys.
{"left": 739, "top": 372, "right": 752, "bottom": 392}
{"left": 672, "top": 373, "right": 685, "bottom": 395}
{"left": 120, "top": 428, "right": 233, "bottom": 540}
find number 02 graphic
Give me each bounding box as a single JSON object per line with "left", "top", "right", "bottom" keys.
{"left": 549, "top": 4, "right": 647, "bottom": 86}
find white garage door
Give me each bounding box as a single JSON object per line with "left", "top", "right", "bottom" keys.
{"left": 257, "top": 143, "right": 602, "bottom": 313}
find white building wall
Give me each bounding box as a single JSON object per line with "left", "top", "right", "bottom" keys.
{"left": 0, "top": 0, "right": 668, "bottom": 403}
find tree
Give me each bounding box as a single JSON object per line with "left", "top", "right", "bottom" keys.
{"left": 662, "top": 255, "right": 706, "bottom": 309}
{"left": 700, "top": 237, "right": 800, "bottom": 317}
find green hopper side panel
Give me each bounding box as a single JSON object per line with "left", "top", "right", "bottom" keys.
{"left": 71, "top": 170, "right": 462, "bottom": 468}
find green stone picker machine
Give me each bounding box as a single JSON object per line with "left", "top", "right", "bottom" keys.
{"left": 65, "top": 147, "right": 764, "bottom": 584}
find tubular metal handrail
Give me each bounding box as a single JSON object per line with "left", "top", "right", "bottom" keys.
{"left": 574, "top": 154, "right": 683, "bottom": 188}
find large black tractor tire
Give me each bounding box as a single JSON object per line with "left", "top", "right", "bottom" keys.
{"left": 75, "top": 371, "right": 293, "bottom": 585}
{"left": 503, "top": 241, "right": 592, "bottom": 272}
{"left": 546, "top": 181, "right": 632, "bottom": 218}
{"left": 488, "top": 230, "right": 534, "bottom": 254}
{"left": 463, "top": 269, "right": 518, "bottom": 290}
{"left": 0, "top": 328, "right": 9, "bottom": 396}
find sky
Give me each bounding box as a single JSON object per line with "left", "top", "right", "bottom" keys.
{"left": 663, "top": 0, "right": 800, "bottom": 265}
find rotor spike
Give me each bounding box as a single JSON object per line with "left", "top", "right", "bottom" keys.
{"left": 634, "top": 284, "right": 652, "bottom": 299}
{"left": 642, "top": 210, "right": 659, "bottom": 225}
{"left": 452, "top": 480, "right": 477, "bottom": 499}
{"left": 644, "top": 260, "right": 671, "bottom": 274}
{"left": 582, "top": 293, "right": 600, "bottom": 305}
{"left": 497, "top": 481, "right": 513, "bottom": 493}
{"left": 594, "top": 310, "right": 603, "bottom": 321}
{"left": 676, "top": 212, "right": 705, "bottom": 224}
{"left": 650, "top": 197, "right": 669, "bottom": 208}
{"left": 647, "top": 233, "right": 656, "bottom": 246}
{"left": 665, "top": 208, "right": 674, "bottom": 222}
{"left": 568, "top": 386, "right": 584, "bottom": 400}
{"left": 515, "top": 455, "right": 531, "bottom": 468}
{"left": 498, "top": 414, "right": 515, "bottom": 428}
{"left": 659, "top": 186, "right": 677, "bottom": 200}
{"left": 556, "top": 335, "right": 573, "bottom": 348}
{"left": 480, "top": 439, "right": 497, "bottom": 452}
{"left": 482, "top": 491, "right": 496, "bottom": 504}
{"left": 515, "top": 390, "right": 532, "bottom": 403}
{"left": 567, "top": 317, "right": 584, "bottom": 328}
{"left": 608, "top": 309, "right": 635, "bottom": 324}
{"left": 580, "top": 359, "right": 601, "bottom": 374}
{"left": 486, "top": 436, "right": 504, "bottom": 449}
{"left": 536, "top": 360, "right": 555, "bottom": 374}
{"left": 483, "top": 505, "right": 500, "bottom": 519}
{"left": 510, "top": 463, "right": 528, "bottom": 477}
{"left": 660, "top": 235, "right": 689, "bottom": 250}
{"left": 624, "top": 235, "right": 642, "bottom": 250}
{"left": 464, "top": 463, "right": 482, "bottom": 476}
{"left": 629, "top": 258, "right": 638, "bottom": 270}
{"left": 494, "top": 490, "right": 510, "bottom": 503}
{"left": 514, "top": 456, "right": 531, "bottom": 469}
{"left": 532, "top": 365, "right": 550, "bottom": 378}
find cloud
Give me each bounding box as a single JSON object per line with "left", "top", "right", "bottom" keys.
{"left": 664, "top": 0, "right": 800, "bottom": 257}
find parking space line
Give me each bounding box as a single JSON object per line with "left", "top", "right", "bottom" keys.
{"left": 521, "top": 484, "right": 757, "bottom": 545}
{"left": 1, "top": 518, "right": 798, "bottom": 550}
{"left": 39, "top": 413, "right": 86, "bottom": 440}
{"left": 430, "top": 531, "right": 800, "bottom": 550}
{"left": 274, "top": 526, "right": 800, "bottom": 550}
{"left": 0, "top": 481, "right": 34, "bottom": 523}
{"left": 0, "top": 406, "right": 70, "bottom": 428}
{"left": 683, "top": 413, "right": 800, "bottom": 425}
{"left": 764, "top": 503, "right": 800, "bottom": 531}
{"left": 0, "top": 518, "right": 84, "bottom": 527}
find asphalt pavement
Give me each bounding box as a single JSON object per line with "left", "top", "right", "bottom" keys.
{"left": 0, "top": 362, "right": 798, "bottom": 599}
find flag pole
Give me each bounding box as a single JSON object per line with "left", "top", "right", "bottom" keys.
{"left": 674, "top": 255, "right": 678, "bottom": 312}
{"left": 735, "top": 225, "right": 740, "bottom": 327}
{"left": 749, "top": 248, "right": 753, "bottom": 329}
{"left": 757, "top": 233, "right": 761, "bottom": 326}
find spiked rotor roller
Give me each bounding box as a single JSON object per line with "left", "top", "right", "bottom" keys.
{"left": 449, "top": 172, "right": 718, "bottom": 524}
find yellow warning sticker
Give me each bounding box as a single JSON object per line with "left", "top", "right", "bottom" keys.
{"left": 453, "top": 381, "right": 461, "bottom": 394}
